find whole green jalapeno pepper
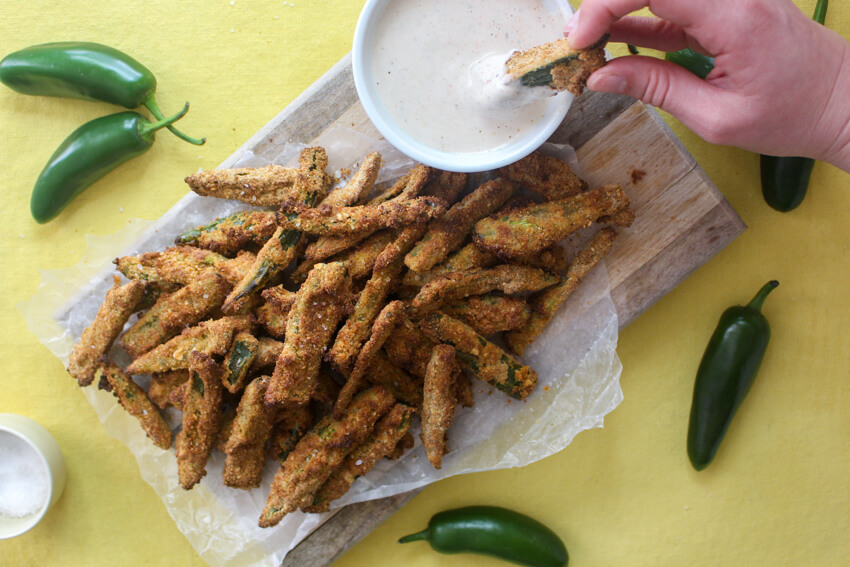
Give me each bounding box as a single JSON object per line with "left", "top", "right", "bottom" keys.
{"left": 31, "top": 104, "right": 190, "bottom": 223}
{"left": 687, "top": 281, "right": 779, "bottom": 471}
{"left": 399, "top": 505, "right": 568, "bottom": 567}
{"left": 0, "top": 41, "right": 204, "bottom": 145}
{"left": 760, "top": 0, "right": 828, "bottom": 212}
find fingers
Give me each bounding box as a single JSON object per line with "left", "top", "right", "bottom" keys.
{"left": 586, "top": 55, "right": 720, "bottom": 134}
{"left": 568, "top": 0, "right": 707, "bottom": 49}
{"left": 599, "top": 17, "right": 691, "bottom": 53}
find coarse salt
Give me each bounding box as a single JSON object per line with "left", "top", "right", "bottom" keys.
{"left": 0, "top": 432, "right": 49, "bottom": 519}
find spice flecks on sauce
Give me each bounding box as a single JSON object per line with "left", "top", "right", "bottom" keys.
{"left": 370, "top": 0, "right": 567, "bottom": 153}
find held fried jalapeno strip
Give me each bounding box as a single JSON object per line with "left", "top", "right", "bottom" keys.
{"left": 505, "top": 228, "right": 618, "bottom": 355}
{"left": 223, "top": 147, "right": 329, "bottom": 313}
{"left": 301, "top": 165, "right": 430, "bottom": 265}
{"left": 184, "top": 164, "right": 299, "bottom": 207}
{"left": 115, "top": 245, "right": 255, "bottom": 286}
{"left": 125, "top": 315, "right": 255, "bottom": 374}
{"left": 268, "top": 403, "right": 314, "bottom": 462}
{"left": 222, "top": 376, "right": 277, "bottom": 489}
{"left": 266, "top": 262, "right": 351, "bottom": 406}
{"left": 404, "top": 179, "right": 515, "bottom": 273}
{"left": 408, "top": 265, "right": 559, "bottom": 319}
{"left": 497, "top": 151, "right": 587, "bottom": 201}
{"left": 259, "top": 385, "right": 395, "bottom": 527}
{"left": 506, "top": 36, "right": 608, "bottom": 95}
{"left": 221, "top": 332, "right": 260, "bottom": 394}
{"left": 176, "top": 211, "right": 277, "bottom": 256}
{"left": 327, "top": 224, "right": 428, "bottom": 373}
{"left": 443, "top": 294, "right": 532, "bottom": 335}
{"left": 68, "top": 277, "right": 145, "bottom": 386}
{"left": 421, "top": 345, "right": 459, "bottom": 470}
{"left": 95, "top": 359, "right": 172, "bottom": 450}
{"left": 176, "top": 351, "right": 224, "bottom": 490}
{"left": 473, "top": 184, "right": 630, "bottom": 258}
{"left": 420, "top": 312, "right": 538, "bottom": 400}
{"left": 276, "top": 195, "right": 446, "bottom": 236}
{"left": 334, "top": 301, "right": 405, "bottom": 418}
{"left": 304, "top": 403, "right": 416, "bottom": 513}
{"left": 120, "top": 272, "right": 231, "bottom": 358}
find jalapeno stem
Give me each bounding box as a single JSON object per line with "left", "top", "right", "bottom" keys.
{"left": 142, "top": 93, "right": 206, "bottom": 145}
{"left": 814, "top": 0, "right": 828, "bottom": 25}
{"left": 398, "top": 529, "right": 430, "bottom": 544}
{"left": 747, "top": 280, "right": 780, "bottom": 312}
{"left": 139, "top": 102, "right": 190, "bottom": 137}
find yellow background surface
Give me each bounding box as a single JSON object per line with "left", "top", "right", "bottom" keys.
{"left": 1, "top": 1, "right": 848, "bottom": 565}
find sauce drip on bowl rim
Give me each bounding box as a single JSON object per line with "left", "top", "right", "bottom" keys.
{"left": 368, "top": 0, "right": 569, "bottom": 154}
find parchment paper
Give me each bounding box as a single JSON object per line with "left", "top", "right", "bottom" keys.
{"left": 17, "top": 126, "right": 622, "bottom": 566}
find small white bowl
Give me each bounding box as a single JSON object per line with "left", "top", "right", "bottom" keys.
{"left": 0, "top": 414, "right": 66, "bottom": 539}
{"left": 352, "top": 0, "right": 573, "bottom": 173}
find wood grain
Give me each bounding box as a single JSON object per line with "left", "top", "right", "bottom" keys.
{"left": 214, "top": 54, "right": 745, "bottom": 566}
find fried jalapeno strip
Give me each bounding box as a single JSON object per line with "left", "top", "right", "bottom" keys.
{"left": 125, "top": 315, "right": 255, "bottom": 375}
{"left": 276, "top": 196, "right": 446, "bottom": 236}
{"left": 304, "top": 403, "right": 415, "bottom": 513}
{"left": 327, "top": 224, "right": 427, "bottom": 373}
{"left": 222, "top": 376, "right": 277, "bottom": 489}
{"left": 421, "top": 345, "right": 460, "bottom": 470}
{"left": 293, "top": 229, "right": 395, "bottom": 283}
{"left": 259, "top": 385, "right": 395, "bottom": 527}
{"left": 420, "top": 312, "right": 537, "bottom": 400}
{"left": 506, "top": 36, "right": 608, "bottom": 96}
{"left": 366, "top": 351, "right": 424, "bottom": 407}
{"left": 472, "top": 184, "right": 629, "bottom": 258}
{"left": 96, "top": 359, "right": 172, "bottom": 450}
{"left": 404, "top": 179, "right": 515, "bottom": 273}
{"left": 266, "top": 262, "right": 351, "bottom": 406}
{"left": 408, "top": 265, "right": 559, "bottom": 319}
{"left": 221, "top": 332, "right": 260, "bottom": 394}
{"left": 402, "top": 242, "right": 499, "bottom": 288}
{"left": 68, "top": 278, "right": 145, "bottom": 386}
{"left": 148, "top": 369, "right": 188, "bottom": 410}
{"left": 120, "top": 273, "right": 231, "bottom": 358}
{"left": 184, "top": 164, "right": 299, "bottom": 207}
{"left": 115, "top": 245, "right": 255, "bottom": 287}
{"left": 222, "top": 147, "right": 329, "bottom": 313}
{"left": 498, "top": 151, "right": 587, "bottom": 201}
{"left": 176, "top": 351, "right": 224, "bottom": 489}
{"left": 268, "top": 403, "right": 314, "bottom": 462}
{"left": 506, "top": 228, "right": 618, "bottom": 355}
{"left": 334, "top": 300, "right": 405, "bottom": 418}
{"left": 383, "top": 315, "right": 437, "bottom": 380}
{"left": 323, "top": 151, "right": 382, "bottom": 208}
{"left": 176, "top": 211, "right": 277, "bottom": 256}
{"left": 301, "top": 165, "right": 430, "bottom": 264}
{"left": 443, "top": 294, "right": 532, "bottom": 335}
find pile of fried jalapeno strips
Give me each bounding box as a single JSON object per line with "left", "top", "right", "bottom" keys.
{"left": 0, "top": 42, "right": 205, "bottom": 223}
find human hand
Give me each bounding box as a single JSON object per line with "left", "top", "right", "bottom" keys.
{"left": 566, "top": 0, "right": 850, "bottom": 171}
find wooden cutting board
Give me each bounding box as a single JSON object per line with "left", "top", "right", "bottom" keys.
{"left": 220, "top": 54, "right": 746, "bottom": 566}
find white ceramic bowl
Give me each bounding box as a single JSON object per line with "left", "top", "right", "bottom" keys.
{"left": 352, "top": 0, "right": 573, "bottom": 173}
{"left": 0, "top": 414, "right": 66, "bottom": 539}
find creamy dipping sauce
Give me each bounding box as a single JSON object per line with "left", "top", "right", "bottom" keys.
{"left": 369, "top": 0, "right": 567, "bottom": 154}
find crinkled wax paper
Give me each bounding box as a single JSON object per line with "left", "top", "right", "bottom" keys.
{"left": 18, "top": 126, "right": 622, "bottom": 567}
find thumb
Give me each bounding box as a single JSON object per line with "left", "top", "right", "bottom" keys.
{"left": 587, "top": 56, "right": 718, "bottom": 132}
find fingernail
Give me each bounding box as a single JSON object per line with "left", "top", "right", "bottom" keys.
{"left": 588, "top": 72, "right": 627, "bottom": 94}
{"left": 564, "top": 7, "right": 580, "bottom": 34}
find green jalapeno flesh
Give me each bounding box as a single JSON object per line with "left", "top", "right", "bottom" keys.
{"left": 687, "top": 281, "right": 779, "bottom": 471}
{"left": 399, "top": 505, "right": 568, "bottom": 567}
{"left": 30, "top": 105, "right": 189, "bottom": 223}
{"left": 664, "top": 48, "right": 714, "bottom": 79}
{"left": 0, "top": 42, "right": 204, "bottom": 145}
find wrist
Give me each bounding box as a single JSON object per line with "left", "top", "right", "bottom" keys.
{"left": 814, "top": 40, "right": 850, "bottom": 172}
